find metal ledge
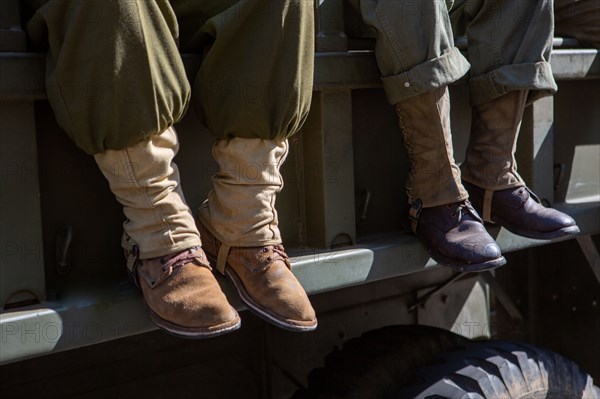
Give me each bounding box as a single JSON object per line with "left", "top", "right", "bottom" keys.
{"left": 1, "top": 203, "right": 598, "bottom": 365}
{"left": 1, "top": 48, "right": 598, "bottom": 101}
{"left": 1, "top": 43, "right": 598, "bottom": 364}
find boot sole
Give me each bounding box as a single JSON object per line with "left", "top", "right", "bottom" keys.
{"left": 425, "top": 247, "right": 507, "bottom": 273}
{"left": 493, "top": 220, "right": 580, "bottom": 241}
{"left": 223, "top": 267, "right": 318, "bottom": 332}
{"left": 146, "top": 304, "right": 241, "bottom": 339}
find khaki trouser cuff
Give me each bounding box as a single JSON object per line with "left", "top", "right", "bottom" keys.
{"left": 469, "top": 62, "right": 557, "bottom": 107}
{"left": 95, "top": 127, "right": 201, "bottom": 260}
{"left": 418, "top": 192, "right": 470, "bottom": 209}
{"left": 461, "top": 175, "right": 526, "bottom": 192}
{"left": 382, "top": 47, "right": 470, "bottom": 105}
{"left": 197, "top": 206, "right": 283, "bottom": 248}
{"left": 197, "top": 210, "right": 282, "bottom": 275}
{"left": 140, "top": 237, "right": 203, "bottom": 260}
{"left": 198, "top": 138, "right": 287, "bottom": 257}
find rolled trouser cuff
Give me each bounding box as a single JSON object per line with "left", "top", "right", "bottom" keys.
{"left": 382, "top": 47, "right": 470, "bottom": 105}
{"left": 469, "top": 62, "right": 557, "bottom": 107}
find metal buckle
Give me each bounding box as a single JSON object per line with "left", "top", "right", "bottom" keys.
{"left": 409, "top": 199, "right": 423, "bottom": 233}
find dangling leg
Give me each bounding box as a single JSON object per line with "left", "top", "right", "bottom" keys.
{"left": 190, "top": 0, "right": 318, "bottom": 331}
{"left": 461, "top": 90, "right": 579, "bottom": 239}
{"left": 350, "top": 0, "right": 505, "bottom": 271}
{"left": 453, "top": 0, "right": 579, "bottom": 239}
{"left": 27, "top": 0, "right": 240, "bottom": 337}
{"left": 96, "top": 128, "right": 241, "bottom": 338}
{"left": 395, "top": 87, "right": 505, "bottom": 271}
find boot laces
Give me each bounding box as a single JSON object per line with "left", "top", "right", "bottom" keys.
{"left": 270, "top": 244, "right": 289, "bottom": 261}
{"left": 159, "top": 246, "right": 206, "bottom": 271}
{"left": 450, "top": 200, "right": 474, "bottom": 219}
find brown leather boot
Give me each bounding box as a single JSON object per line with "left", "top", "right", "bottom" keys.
{"left": 197, "top": 220, "right": 317, "bottom": 332}
{"left": 123, "top": 235, "right": 241, "bottom": 338}
{"left": 197, "top": 137, "right": 316, "bottom": 331}
{"left": 461, "top": 91, "right": 580, "bottom": 239}
{"left": 396, "top": 88, "right": 505, "bottom": 272}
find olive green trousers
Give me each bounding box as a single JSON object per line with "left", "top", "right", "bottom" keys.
{"left": 348, "top": 0, "right": 558, "bottom": 106}
{"left": 24, "top": 0, "right": 314, "bottom": 258}
{"left": 24, "top": 0, "right": 558, "bottom": 256}
{"left": 25, "top": 0, "right": 314, "bottom": 155}
{"left": 26, "top": 0, "right": 556, "bottom": 152}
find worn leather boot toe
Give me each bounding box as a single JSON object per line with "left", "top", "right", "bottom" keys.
{"left": 198, "top": 221, "right": 317, "bottom": 332}
{"left": 464, "top": 182, "right": 580, "bottom": 240}
{"left": 412, "top": 200, "right": 506, "bottom": 272}
{"left": 123, "top": 237, "right": 241, "bottom": 339}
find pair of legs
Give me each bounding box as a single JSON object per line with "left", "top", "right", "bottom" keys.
{"left": 349, "top": 0, "right": 579, "bottom": 270}
{"left": 26, "top": 0, "right": 580, "bottom": 336}
{"left": 26, "top": 0, "right": 317, "bottom": 337}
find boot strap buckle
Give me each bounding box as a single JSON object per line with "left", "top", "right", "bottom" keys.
{"left": 483, "top": 190, "right": 494, "bottom": 223}
{"left": 122, "top": 233, "right": 141, "bottom": 287}
{"left": 409, "top": 200, "right": 423, "bottom": 234}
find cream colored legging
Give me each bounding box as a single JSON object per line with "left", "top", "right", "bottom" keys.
{"left": 94, "top": 127, "right": 201, "bottom": 259}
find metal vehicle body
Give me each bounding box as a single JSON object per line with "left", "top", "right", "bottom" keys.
{"left": 1, "top": 1, "right": 599, "bottom": 397}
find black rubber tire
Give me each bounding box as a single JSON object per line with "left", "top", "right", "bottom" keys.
{"left": 294, "top": 325, "right": 600, "bottom": 399}
{"left": 293, "top": 325, "right": 469, "bottom": 399}
{"left": 396, "top": 339, "right": 599, "bottom": 399}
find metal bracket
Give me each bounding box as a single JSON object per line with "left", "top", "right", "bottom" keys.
{"left": 409, "top": 270, "right": 525, "bottom": 325}
{"left": 409, "top": 272, "right": 467, "bottom": 312}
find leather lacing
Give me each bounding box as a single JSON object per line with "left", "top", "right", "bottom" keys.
{"left": 144, "top": 247, "right": 210, "bottom": 288}
{"left": 160, "top": 246, "right": 208, "bottom": 272}
{"left": 271, "top": 244, "right": 289, "bottom": 263}
{"left": 254, "top": 244, "right": 291, "bottom": 272}
{"left": 396, "top": 106, "right": 416, "bottom": 202}
{"left": 449, "top": 200, "right": 481, "bottom": 223}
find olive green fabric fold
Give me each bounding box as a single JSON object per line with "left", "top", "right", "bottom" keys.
{"left": 27, "top": 0, "right": 190, "bottom": 155}
{"left": 347, "top": 0, "right": 557, "bottom": 106}
{"left": 25, "top": 0, "right": 315, "bottom": 153}
{"left": 185, "top": 0, "right": 315, "bottom": 141}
